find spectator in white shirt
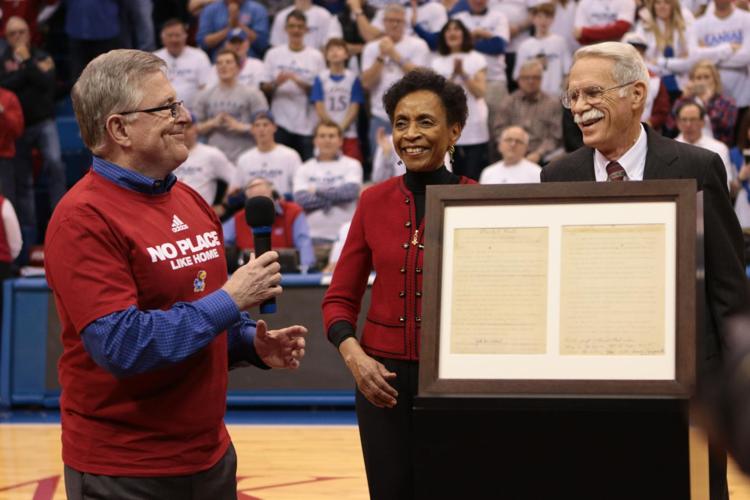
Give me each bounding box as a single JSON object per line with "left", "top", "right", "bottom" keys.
{"left": 361, "top": 3, "right": 430, "bottom": 161}
{"left": 489, "top": 0, "right": 532, "bottom": 85}
{"left": 270, "top": 0, "right": 334, "bottom": 50}
{"left": 233, "top": 110, "right": 302, "bottom": 200}
{"left": 452, "top": 0, "right": 510, "bottom": 161}
{"left": 311, "top": 38, "right": 366, "bottom": 162}
{"left": 675, "top": 100, "right": 734, "bottom": 191}
{"left": 293, "top": 119, "right": 363, "bottom": 267}
{"left": 431, "top": 19, "right": 489, "bottom": 180}
{"left": 204, "top": 28, "right": 267, "bottom": 89}
{"left": 480, "top": 125, "right": 542, "bottom": 183}
{"left": 682, "top": 0, "right": 709, "bottom": 18}
{"left": 574, "top": 0, "right": 635, "bottom": 46}
{"left": 194, "top": 48, "right": 270, "bottom": 163}
{"left": 549, "top": 0, "right": 579, "bottom": 57}
{"left": 261, "top": 10, "right": 326, "bottom": 160}
{"left": 691, "top": 0, "right": 750, "bottom": 115}
{"left": 374, "top": 0, "right": 447, "bottom": 38}
{"left": 0, "top": 195, "right": 22, "bottom": 264}
{"left": 635, "top": 0, "right": 695, "bottom": 102}
{"left": 370, "top": 127, "right": 405, "bottom": 183}
{"left": 154, "top": 19, "right": 212, "bottom": 111}
{"left": 514, "top": 2, "right": 571, "bottom": 97}
{"left": 173, "top": 120, "right": 236, "bottom": 210}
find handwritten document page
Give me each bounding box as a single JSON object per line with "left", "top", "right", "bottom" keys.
{"left": 559, "top": 224, "right": 666, "bottom": 356}
{"left": 450, "top": 227, "right": 548, "bottom": 354}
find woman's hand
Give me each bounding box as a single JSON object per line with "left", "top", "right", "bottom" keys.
{"left": 339, "top": 338, "right": 398, "bottom": 408}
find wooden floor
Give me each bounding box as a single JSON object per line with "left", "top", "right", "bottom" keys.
{"left": 0, "top": 424, "right": 367, "bottom": 499}
{"left": 2, "top": 423, "right": 750, "bottom": 499}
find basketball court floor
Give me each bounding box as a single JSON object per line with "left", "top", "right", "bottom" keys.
{"left": 2, "top": 410, "right": 750, "bottom": 499}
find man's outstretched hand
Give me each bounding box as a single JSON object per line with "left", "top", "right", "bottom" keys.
{"left": 254, "top": 319, "right": 307, "bottom": 369}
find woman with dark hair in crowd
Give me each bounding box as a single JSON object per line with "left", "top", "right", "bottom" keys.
{"left": 431, "top": 19, "right": 489, "bottom": 180}
{"left": 322, "top": 68, "right": 474, "bottom": 499}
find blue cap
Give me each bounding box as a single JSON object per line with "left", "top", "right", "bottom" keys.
{"left": 228, "top": 28, "right": 248, "bottom": 41}
{"left": 251, "top": 110, "right": 276, "bottom": 124}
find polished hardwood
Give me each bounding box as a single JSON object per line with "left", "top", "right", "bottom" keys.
{"left": 0, "top": 424, "right": 368, "bottom": 499}
{"left": 2, "top": 423, "right": 750, "bottom": 499}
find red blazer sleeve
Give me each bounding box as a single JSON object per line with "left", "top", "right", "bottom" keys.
{"left": 321, "top": 193, "right": 373, "bottom": 335}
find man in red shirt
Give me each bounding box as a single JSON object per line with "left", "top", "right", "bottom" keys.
{"left": 224, "top": 177, "right": 316, "bottom": 272}
{"left": 44, "top": 49, "right": 306, "bottom": 498}
{"left": 0, "top": 87, "right": 24, "bottom": 193}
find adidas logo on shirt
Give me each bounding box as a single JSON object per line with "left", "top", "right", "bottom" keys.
{"left": 171, "top": 215, "right": 189, "bottom": 233}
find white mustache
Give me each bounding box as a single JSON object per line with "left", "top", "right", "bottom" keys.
{"left": 573, "top": 109, "right": 604, "bottom": 124}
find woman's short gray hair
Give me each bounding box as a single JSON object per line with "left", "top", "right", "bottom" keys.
{"left": 574, "top": 42, "right": 649, "bottom": 87}
{"left": 72, "top": 49, "right": 166, "bottom": 155}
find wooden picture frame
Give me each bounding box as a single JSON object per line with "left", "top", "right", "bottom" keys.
{"left": 418, "top": 180, "right": 699, "bottom": 398}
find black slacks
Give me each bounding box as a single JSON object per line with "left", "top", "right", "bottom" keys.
{"left": 64, "top": 442, "right": 238, "bottom": 500}
{"left": 355, "top": 356, "right": 419, "bottom": 500}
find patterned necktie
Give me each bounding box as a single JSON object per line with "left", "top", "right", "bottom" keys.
{"left": 606, "top": 161, "right": 628, "bottom": 182}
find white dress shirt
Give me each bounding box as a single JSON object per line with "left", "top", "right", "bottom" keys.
{"left": 593, "top": 124, "right": 648, "bottom": 181}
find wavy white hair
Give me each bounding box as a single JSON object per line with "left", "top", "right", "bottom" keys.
{"left": 574, "top": 42, "right": 649, "bottom": 93}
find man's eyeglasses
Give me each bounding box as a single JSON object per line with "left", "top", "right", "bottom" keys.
{"left": 502, "top": 138, "right": 527, "bottom": 146}
{"left": 116, "top": 101, "right": 184, "bottom": 119}
{"left": 560, "top": 81, "right": 637, "bottom": 109}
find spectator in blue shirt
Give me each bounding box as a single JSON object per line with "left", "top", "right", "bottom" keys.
{"left": 64, "top": 0, "right": 123, "bottom": 80}
{"left": 197, "top": 0, "right": 270, "bottom": 60}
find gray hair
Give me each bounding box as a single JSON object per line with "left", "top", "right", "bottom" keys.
{"left": 574, "top": 42, "right": 649, "bottom": 87}
{"left": 383, "top": 3, "right": 406, "bottom": 17}
{"left": 72, "top": 49, "right": 166, "bottom": 155}
{"left": 500, "top": 125, "right": 529, "bottom": 143}
{"left": 518, "top": 58, "right": 544, "bottom": 75}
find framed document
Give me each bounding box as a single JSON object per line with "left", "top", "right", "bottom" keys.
{"left": 418, "top": 180, "right": 699, "bottom": 397}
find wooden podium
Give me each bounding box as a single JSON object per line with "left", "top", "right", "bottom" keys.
{"left": 414, "top": 181, "right": 706, "bottom": 499}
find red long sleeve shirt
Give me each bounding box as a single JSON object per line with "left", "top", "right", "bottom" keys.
{"left": 0, "top": 88, "right": 24, "bottom": 158}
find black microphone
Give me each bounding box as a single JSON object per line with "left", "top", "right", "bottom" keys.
{"left": 245, "top": 196, "right": 277, "bottom": 314}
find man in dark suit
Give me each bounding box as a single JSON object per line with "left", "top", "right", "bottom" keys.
{"left": 541, "top": 41, "right": 747, "bottom": 500}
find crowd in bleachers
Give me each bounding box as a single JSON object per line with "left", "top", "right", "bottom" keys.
{"left": 1, "top": 0, "right": 750, "bottom": 273}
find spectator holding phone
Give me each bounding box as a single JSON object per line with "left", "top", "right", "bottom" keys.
{"left": 667, "top": 60, "right": 737, "bottom": 145}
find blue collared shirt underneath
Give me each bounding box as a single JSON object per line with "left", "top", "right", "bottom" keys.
{"left": 82, "top": 157, "right": 267, "bottom": 378}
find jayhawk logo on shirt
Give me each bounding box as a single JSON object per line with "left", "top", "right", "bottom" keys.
{"left": 194, "top": 270, "right": 207, "bottom": 292}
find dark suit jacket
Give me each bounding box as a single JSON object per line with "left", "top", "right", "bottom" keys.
{"left": 541, "top": 125, "right": 747, "bottom": 378}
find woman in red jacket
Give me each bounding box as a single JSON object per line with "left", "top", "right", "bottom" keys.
{"left": 322, "top": 68, "right": 474, "bottom": 499}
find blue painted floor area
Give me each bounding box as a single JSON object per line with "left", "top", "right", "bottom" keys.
{"left": 0, "top": 409, "right": 62, "bottom": 424}
{"left": 225, "top": 408, "right": 357, "bottom": 425}
{"left": 0, "top": 408, "right": 357, "bottom": 425}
